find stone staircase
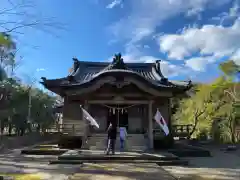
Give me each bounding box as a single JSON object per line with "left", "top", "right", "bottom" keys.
{"left": 87, "top": 133, "right": 146, "bottom": 151}
{"left": 86, "top": 134, "right": 107, "bottom": 150}
{"left": 126, "top": 134, "right": 146, "bottom": 151}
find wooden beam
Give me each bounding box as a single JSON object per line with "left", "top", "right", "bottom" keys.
{"left": 65, "top": 76, "right": 173, "bottom": 97}
{"left": 95, "top": 93, "right": 151, "bottom": 98}
{"left": 88, "top": 100, "right": 150, "bottom": 104}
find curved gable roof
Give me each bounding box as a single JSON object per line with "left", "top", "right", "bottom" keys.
{"left": 40, "top": 53, "right": 192, "bottom": 94}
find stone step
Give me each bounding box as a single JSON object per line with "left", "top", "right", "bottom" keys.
{"left": 49, "top": 159, "right": 189, "bottom": 166}
{"left": 87, "top": 134, "right": 146, "bottom": 151}
{"left": 58, "top": 154, "right": 179, "bottom": 161}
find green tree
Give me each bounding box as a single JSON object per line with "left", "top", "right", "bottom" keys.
{"left": 174, "top": 78, "right": 234, "bottom": 141}
{"left": 219, "top": 60, "right": 240, "bottom": 78}
{"left": 173, "top": 84, "right": 211, "bottom": 138}
{"left": 0, "top": 33, "right": 16, "bottom": 68}
{"left": 0, "top": 79, "right": 57, "bottom": 135}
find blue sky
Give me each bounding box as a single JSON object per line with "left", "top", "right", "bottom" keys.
{"left": 1, "top": 0, "right": 240, "bottom": 86}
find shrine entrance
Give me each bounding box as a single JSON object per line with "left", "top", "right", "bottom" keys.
{"left": 106, "top": 104, "right": 129, "bottom": 131}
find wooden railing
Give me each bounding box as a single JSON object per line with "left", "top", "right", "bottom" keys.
{"left": 46, "top": 124, "right": 81, "bottom": 133}
{"left": 47, "top": 123, "right": 194, "bottom": 138}
{"left": 172, "top": 124, "right": 193, "bottom": 138}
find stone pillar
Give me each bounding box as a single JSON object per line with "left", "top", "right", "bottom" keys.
{"left": 148, "top": 101, "right": 153, "bottom": 149}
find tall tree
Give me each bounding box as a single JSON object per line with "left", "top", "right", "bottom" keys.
{"left": 219, "top": 60, "right": 240, "bottom": 79}
{"left": 219, "top": 60, "right": 240, "bottom": 101}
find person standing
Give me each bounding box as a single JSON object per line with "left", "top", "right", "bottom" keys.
{"left": 119, "top": 126, "right": 127, "bottom": 152}
{"left": 106, "top": 122, "right": 117, "bottom": 155}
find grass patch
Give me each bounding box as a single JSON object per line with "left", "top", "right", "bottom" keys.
{"left": 37, "top": 148, "right": 59, "bottom": 150}
{"left": 0, "top": 173, "right": 47, "bottom": 180}
{"left": 37, "top": 144, "right": 58, "bottom": 147}
{"left": 34, "top": 144, "right": 58, "bottom": 149}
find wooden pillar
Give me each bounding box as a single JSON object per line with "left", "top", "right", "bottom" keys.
{"left": 82, "top": 101, "right": 89, "bottom": 149}
{"left": 84, "top": 101, "right": 89, "bottom": 134}
{"left": 168, "top": 98, "right": 172, "bottom": 134}
{"left": 166, "top": 98, "right": 174, "bottom": 147}
{"left": 148, "top": 101, "right": 153, "bottom": 149}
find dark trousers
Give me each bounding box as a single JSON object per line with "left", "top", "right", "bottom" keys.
{"left": 106, "top": 138, "right": 116, "bottom": 154}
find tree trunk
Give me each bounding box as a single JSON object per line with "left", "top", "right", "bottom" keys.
{"left": 188, "top": 122, "right": 198, "bottom": 139}
{"left": 187, "top": 108, "right": 205, "bottom": 139}
{"left": 229, "top": 116, "right": 236, "bottom": 143}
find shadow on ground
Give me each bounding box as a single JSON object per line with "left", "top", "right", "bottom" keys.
{"left": 162, "top": 147, "right": 240, "bottom": 180}
{"left": 0, "top": 146, "right": 239, "bottom": 180}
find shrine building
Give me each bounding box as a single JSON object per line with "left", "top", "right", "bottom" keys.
{"left": 41, "top": 53, "right": 192, "bottom": 150}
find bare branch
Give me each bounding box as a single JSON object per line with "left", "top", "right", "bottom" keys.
{"left": 0, "top": 1, "right": 34, "bottom": 15}
{"left": 224, "top": 89, "right": 240, "bottom": 102}
{"left": 0, "top": 0, "right": 66, "bottom": 36}
{"left": 3, "top": 22, "right": 40, "bottom": 33}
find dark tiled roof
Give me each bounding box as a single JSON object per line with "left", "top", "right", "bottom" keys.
{"left": 71, "top": 61, "right": 162, "bottom": 83}
{"left": 41, "top": 54, "right": 192, "bottom": 90}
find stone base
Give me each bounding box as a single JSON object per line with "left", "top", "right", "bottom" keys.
{"left": 58, "top": 136, "right": 82, "bottom": 149}
{"left": 50, "top": 150, "right": 188, "bottom": 166}
{"left": 154, "top": 136, "right": 174, "bottom": 149}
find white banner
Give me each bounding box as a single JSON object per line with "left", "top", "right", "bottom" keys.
{"left": 154, "top": 109, "right": 169, "bottom": 136}
{"left": 81, "top": 106, "right": 99, "bottom": 128}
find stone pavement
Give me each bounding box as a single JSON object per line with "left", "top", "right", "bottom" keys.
{"left": 0, "top": 151, "right": 71, "bottom": 179}
{"left": 0, "top": 148, "right": 177, "bottom": 180}
{"left": 162, "top": 149, "right": 240, "bottom": 180}
{"left": 69, "top": 163, "right": 176, "bottom": 180}
{"left": 3, "top": 146, "right": 240, "bottom": 180}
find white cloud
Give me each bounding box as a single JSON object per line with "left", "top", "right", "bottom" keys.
{"left": 229, "top": 0, "right": 239, "bottom": 17}
{"left": 157, "top": 18, "right": 240, "bottom": 71}
{"left": 185, "top": 56, "right": 215, "bottom": 71}
{"left": 109, "top": 0, "right": 230, "bottom": 45}
{"left": 211, "top": 0, "right": 240, "bottom": 25}
{"left": 108, "top": 0, "right": 231, "bottom": 74}
{"left": 36, "top": 68, "right": 46, "bottom": 72}
{"left": 106, "top": 0, "right": 123, "bottom": 9}
{"left": 232, "top": 49, "right": 240, "bottom": 65}
{"left": 143, "top": 45, "right": 150, "bottom": 49}
{"left": 108, "top": 0, "right": 239, "bottom": 74}
{"left": 159, "top": 20, "right": 240, "bottom": 59}
{"left": 143, "top": 56, "right": 189, "bottom": 77}
{"left": 160, "top": 60, "right": 186, "bottom": 77}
